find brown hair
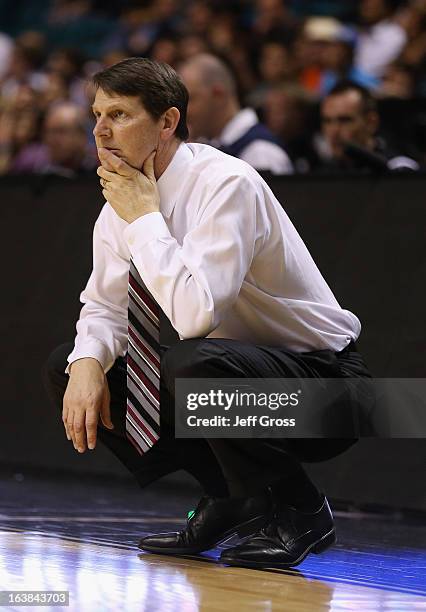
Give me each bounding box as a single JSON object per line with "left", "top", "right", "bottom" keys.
{"left": 93, "top": 57, "right": 189, "bottom": 140}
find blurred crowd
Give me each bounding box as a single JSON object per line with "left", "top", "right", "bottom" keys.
{"left": 0, "top": 0, "right": 425, "bottom": 176}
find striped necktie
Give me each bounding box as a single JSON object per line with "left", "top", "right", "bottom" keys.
{"left": 126, "top": 258, "right": 160, "bottom": 454}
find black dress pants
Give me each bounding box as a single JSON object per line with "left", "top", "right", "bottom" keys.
{"left": 43, "top": 338, "right": 370, "bottom": 504}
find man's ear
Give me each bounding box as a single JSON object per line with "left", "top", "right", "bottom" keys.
{"left": 159, "top": 107, "right": 180, "bottom": 141}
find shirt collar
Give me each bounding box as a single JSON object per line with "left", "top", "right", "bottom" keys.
{"left": 216, "top": 108, "right": 258, "bottom": 146}
{"left": 157, "top": 142, "right": 193, "bottom": 218}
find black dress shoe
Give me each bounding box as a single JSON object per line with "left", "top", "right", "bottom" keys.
{"left": 220, "top": 495, "right": 336, "bottom": 568}
{"left": 138, "top": 493, "right": 271, "bottom": 555}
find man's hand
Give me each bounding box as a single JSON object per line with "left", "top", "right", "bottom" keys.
{"left": 63, "top": 358, "right": 114, "bottom": 453}
{"left": 97, "top": 148, "right": 160, "bottom": 223}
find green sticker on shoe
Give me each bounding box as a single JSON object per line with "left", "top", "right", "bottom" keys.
{"left": 187, "top": 509, "right": 195, "bottom": 521}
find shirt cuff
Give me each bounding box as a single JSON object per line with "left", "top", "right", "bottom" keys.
{"left": 66, "top": 339, "right": 114, "bottom": 375}
{"left": 123, "top": 212, "right": 171, "bottom": 253}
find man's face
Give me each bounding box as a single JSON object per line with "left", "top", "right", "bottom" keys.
{"left": 44, "top": 109, "right": 87, "bottom": 166}
{"left": 92, "top": 88, "right": 160, "bottom": 169}
{"left": 259, "top": 43, "right": 292, "bottom": 82}
{"left": 179, "top": 67, "right": 214, "bottom": 141}
{"left": 321, "top": 91, "right": 376, "bottom": 159}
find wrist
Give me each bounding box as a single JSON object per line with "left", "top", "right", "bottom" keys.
{"left": 69, "top": 357, "right": 104, "bottom": 375}
{"left": 130, "top": 203, "right": 160, "bottom": 224}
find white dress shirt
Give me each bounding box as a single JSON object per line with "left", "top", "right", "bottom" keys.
{"left": 67, "top": 142, "right": 361, "bottom": 373}
{"left": 212, "top": 108, "right": 293, "bottom": 175}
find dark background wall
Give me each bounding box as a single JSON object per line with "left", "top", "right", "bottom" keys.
{"left": 1, "top": 174, "right": 425, "bottom": 510}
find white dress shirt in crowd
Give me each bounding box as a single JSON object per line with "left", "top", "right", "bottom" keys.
{"left": 212, "top": 108, "right": 294, "bottom": 175}
{"left": 67, "top": 142, "right": 360, "bottom": 373}
{"left": 355, "top": 20, "right": 407, "bottom": 79}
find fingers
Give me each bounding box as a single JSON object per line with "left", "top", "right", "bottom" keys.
{"left": 63, "top": 401, "right": 100, "bottom": 453}
{"left": 86, "top": 408, "right": 100, "bottom": 450}
{"left": 63, "top": 394, "right": 77, "bottom": 448}
{"left": 64, "top": 403, "right": 77, "bottom": 450}
{"left": 62, "top": 359, "right": 106, "bottom": 453}
{"left": 97, "top": 166, "right": 116, "bottom": 181}
{"left": 64, "top": 393, "right": 113, "bottom": 453}
{"left": 69, "top": 407, "right": 99, "bottom": 452}
{"left": 98, "top": 147, "right": 135, "bottom": 177}
{"left": 62, "top": 402, "right": 71, "bottom": 441}
{"left": 68, "top": 419, "right": 76, "bottom": 448}
{"left": 97, "top": 147, "right": 115, "bottom": 172}
{"left": 142, "top": 150, "right": 156, "bottom": 181}
{"left": 72, "top": 410, "right": 88, "bottom": 453}
{"left": 97, "top": 164, "right": 112, "bottom": 196}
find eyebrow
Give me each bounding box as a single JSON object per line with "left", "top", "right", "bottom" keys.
{"left": 91, "top": 104, "right": 129, "bottom": 113}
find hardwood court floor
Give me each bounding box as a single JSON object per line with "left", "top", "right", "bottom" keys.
{"left": 0, "top": 472, "right": 425, "bottom": 611}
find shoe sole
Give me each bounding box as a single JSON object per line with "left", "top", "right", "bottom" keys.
{"left": 138, "top": 514, "right": 267, "bottom": 555}
{"left": 220, "top": 529, "right": 337, "bottom": 569}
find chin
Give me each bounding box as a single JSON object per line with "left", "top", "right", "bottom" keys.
{"left": 117, "top": 154, "right": 133, "bottom": 165}
{"left": 128, "top": 159, "right": 143, "bottom": 170}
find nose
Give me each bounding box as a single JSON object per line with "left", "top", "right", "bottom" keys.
{"left": 93, "top": 117, "right": 111, "bottom": 139}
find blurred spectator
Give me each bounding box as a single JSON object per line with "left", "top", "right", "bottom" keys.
{"left": 0, "top": 0, "right": 424, "bottom": 177}
{"left": 177, "top": 34, "right": 210, "bottom": 62}
{"left": 179, "top": 53, "right": 293, "bottom": 174}
{"left": 184, "top": 0, "right": 214, "bottom": 37}
{"left": 354, "top": 0, "right": 407, "bottom": 80}
{"left": 378, "top": 61, "right": 416, "bottom": 98}
{"left": 12, "top": 101, "right": 96, "bottom": 176}
{"left": 150, "top": 35, "right": 179, "bottom": 67}
{"left": 259, "top": 39, "right": 295, "bottom": 84}
{"left": 0, "top": 31, "right": 47, "bottom": 100}
{"left": 398, "top": 1, "right": 426, "bottom": 62}
{"left": 38, "top": 71, "right": 69, "bottom": 111}
{"left": 153, "top": 0, "right": 182, "bottom": 29}
{"left": 251, "top": 0, "right": 298, "bottom": 40}
{"left": 46, "top": 47, "right": 87, "bottom": 106}
{"left": 262, "top": 83, "right": 319, "bottom": 171}
{"left": 0, "top": 84, "right": 42, "bottom": 174}
{"left": 248, "top": 39, "right": 295, "bottom": 107}
{"left": 45, "top": 0, "right": 115, "bottom": 59}
{"left": 208, "top": 10, "right": 238, "bottom": 56}
{"left": 397, "top": 0, "right": 426, "bottom": 94}
{"left": 103, "top": 0, "right": 181, "bottom": 58}
{"left": 102, "top": 5, "right": 148, "bottom": 56}
{"left": 0, "top": 32, "right": 13, "bottom": 80}
{"left": 206, "top": 9, "right": 257, "bottom": 96}
{"left": 317, "top": 80, "right": 419, "bottom": 171}
{"left": 299, "top": 17, "right": 378, "bottom": 96}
